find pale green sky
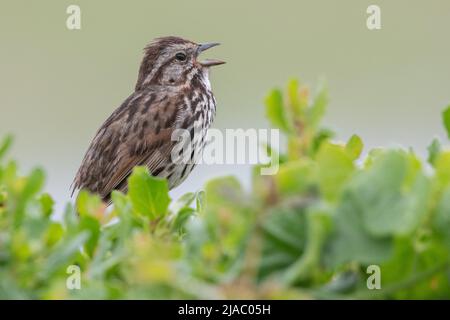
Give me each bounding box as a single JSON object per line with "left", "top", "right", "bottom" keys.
{"left": 1, "top": 0, "right": 449, "bottom": 210}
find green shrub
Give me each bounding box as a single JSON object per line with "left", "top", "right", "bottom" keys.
{"left": 1, "top": 80, "right": 449, "bottom": 299}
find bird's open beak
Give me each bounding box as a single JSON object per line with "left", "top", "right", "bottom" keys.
{"left": 197, "top": 42, "right": 225, "bottom": 67}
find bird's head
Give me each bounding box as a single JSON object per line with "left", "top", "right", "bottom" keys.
{"left": 135, "top": 36, "right": 224, "bottom": 90}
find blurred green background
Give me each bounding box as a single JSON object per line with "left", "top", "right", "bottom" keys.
{"left": 1, "top": 0, "right": 450, "bottom": 211}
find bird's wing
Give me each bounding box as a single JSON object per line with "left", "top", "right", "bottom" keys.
{"left": 72, "top": 88, "right": 189, "bottom": 202}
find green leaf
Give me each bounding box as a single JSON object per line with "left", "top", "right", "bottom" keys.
{"left": 201, "top": 176, "right": 251, "bottom": 274}
{"left": 378, "top": 236, "right": 450, "bottom": 299}
{"left": 172, "top": 207, "right": 196, "bottom": 232}
{"left": 63, "top": 203, "right": 78, "bottom": 231}
{"left": 365, "top": 172, "right": 430, "bottom": 236}
{"left": 265, "top": 89, "right": 291, "bottom": 133}
{"left": 44, "top": 223, "right": 64, "bottom": 247}
{"left": 0, "top": 190, "right": 6, "bottom": 205}
{"left": 12, "top": 167, "right": 45, "bottom": 228}
{"left": 346, "top": 134, "right": 363, "bottom": 160}
{"left": 40, "top": 231, "right": 90, "bottom": 279}
{"left": 110, "top": 190, "right": 134, "bottom": 241}
{"left": 195, "top": 190, "right": 205, "bottom": 213}
{"left": 427, "top": 138, "right": 441, "bottom": 166}
{"left": 325, "top": 194, "right": 393, "bottom": 267}
{"left": 318, "top": 271, "right": 359, "bottom": 296}
{"left": 259, "top": 207, "right": 307, "bottom": 280}
{"left": 287, "top": 79, "right": 301, "bottom": 117}
{"left": 274, "top": 160, "right": 312, "bottom": 195}
{"left": 111, "top": 190, "right": 130, "bottom": 214}
{"left": 39, "top": 193, "right": 55, "bottom": 217}
{"left": 325, "top": 151, "right": 431, "bottom": 267}
{"left": 283, "top": 205, "right": 332, "bottom": 285}
{"left": 171, "top": 192, "right": 196, "bottom": 214}
{"left": 307, "top": 86, "right": 328, "bottom": 128}
{"left": 0, "top": 135, "right": 13, "bottom": 161}
{"left": 315, "top": 142, "right": 354, "bottom": 201}
{"left": 349, "top": 151, "right": 429, "bottom": 236}
{"left": 76, "top": 190, "right": 103, "bottom": 217}
{"left": 128, "top": 166, "right": 171, "bottom": 219}
{"left": 311, "top": 128, "right": 335, "bottom": 155}
{"left": 79, "top": 215, "right": 101, "bottom": 257}
{"left": 171, "top": 192, "right": 198, "bottom": 232}
{"left": 22, "top": 167, "right": 45, "bottom": 200}
{"left": 442, "top": 105, "right": 450, "bottom": 139}
{"left": 434, "top": 186, "right": 450, "bottom": 248}
{"left": 433, "top": 151, "right": 450, "bottom": 191}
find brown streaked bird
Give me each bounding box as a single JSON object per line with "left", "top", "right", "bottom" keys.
{"left": 71, "top": 36, "right": 224, "bottom": 204}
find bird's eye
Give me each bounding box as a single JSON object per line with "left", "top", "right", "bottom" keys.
{"left": 175, "top": 52, "right": 187, "bottom": 61}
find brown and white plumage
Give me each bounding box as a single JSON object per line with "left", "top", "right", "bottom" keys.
{"left": 71, "top": 36, "right": 224, "bottom": 203}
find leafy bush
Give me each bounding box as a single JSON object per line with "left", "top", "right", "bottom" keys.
{"left": 1, "top": 80, "right": 450, "bottom": 299}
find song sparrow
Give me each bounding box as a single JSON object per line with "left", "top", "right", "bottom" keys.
{"left": 71, "top": 36, "right": 224, "bottom": 204}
